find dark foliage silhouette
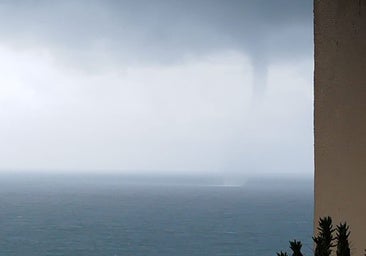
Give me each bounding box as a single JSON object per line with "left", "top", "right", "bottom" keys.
{"left": 313, "top": 216, "right": 335, "bottom": 256}
{"left": 277, "top": 217, "right": 351, "bottom": 256}
{"left": 336, "top": 222, "right": 351, "bottom": 256}
{"left": 290, "top": 240, "right": 304, "bottom": 256}
{"left": 277, "top": 251, "right": 289, "bottom": 256}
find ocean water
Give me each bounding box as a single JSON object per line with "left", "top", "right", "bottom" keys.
{"left": 0, "top": 174, "right": 313, "bottom": 256}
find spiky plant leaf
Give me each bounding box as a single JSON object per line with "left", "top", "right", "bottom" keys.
{"left": 289, "top": 240, "right": 303, "bottom": 256}
{"left": 336, "top": 222, "right": 351, "bottom": 256}
{"left": 277, "top": 251, "right": 288, "bottom": 256}
{"left": 313, "top": 216, "right": 335, "bottom": 256}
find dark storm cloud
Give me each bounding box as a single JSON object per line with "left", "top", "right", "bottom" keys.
{"left": 0, "top": 0, "right": 312, "bottom": 65}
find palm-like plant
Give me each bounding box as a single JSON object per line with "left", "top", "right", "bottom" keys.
{"left": 277, "top": 251, "right": 289, "bottom": 256}
{"left": 290, "top": 240, "right": 303, "bottom": 256}
{"left": 313, "top": 216, "right": 335, "bottom": 256}
{"left": 336, "top": 222, "right": 350, "bottom": 256}
{"left": 276, "top": 217, "right": 352, "bottom": 256}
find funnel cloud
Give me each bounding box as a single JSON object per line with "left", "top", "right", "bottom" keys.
{"left": 0, "top": 1, "right": 313, "bottom": 177}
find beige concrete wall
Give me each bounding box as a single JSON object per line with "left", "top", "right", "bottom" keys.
{"left": 314, "top": 0, "right": 366, "bottom": 254}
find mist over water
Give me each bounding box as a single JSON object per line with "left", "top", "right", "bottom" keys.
{"left": 0, "top": 173, "right": 313, "bottom": 256}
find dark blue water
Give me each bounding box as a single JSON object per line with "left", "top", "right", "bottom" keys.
{"left": 0, "top": 174, "right": 313, "bottom": 256}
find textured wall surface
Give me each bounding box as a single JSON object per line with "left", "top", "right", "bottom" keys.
{"left": 314, "top": 0, "right": 366, "bottom": 254}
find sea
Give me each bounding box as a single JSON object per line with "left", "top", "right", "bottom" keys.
{"left": 0, "top": 173, "right": 313, "bottom": 256}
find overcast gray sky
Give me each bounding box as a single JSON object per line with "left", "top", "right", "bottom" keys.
{"left": 0, "top": 0, "right": 313, "bottom": 177}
